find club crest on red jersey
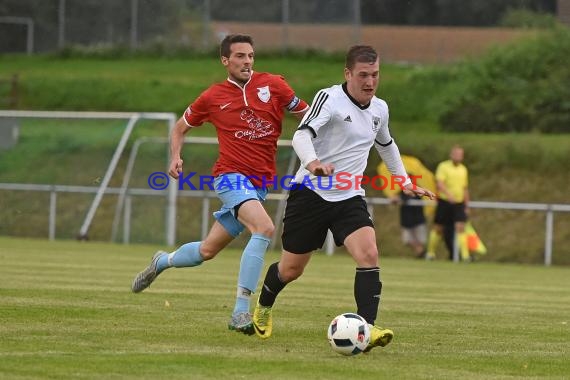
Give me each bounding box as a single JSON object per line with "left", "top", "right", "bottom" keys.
{"left": 257, "top": 86, "right": 271, "bottom": 103}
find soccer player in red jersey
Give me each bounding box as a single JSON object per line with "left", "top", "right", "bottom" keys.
{"left": 131, "top": 34, "right": 308, "bottom": 334}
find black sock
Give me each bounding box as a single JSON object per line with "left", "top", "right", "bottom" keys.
{"left": 354, "top": 267, "right": 381, "bottom": 325}
{"left": 258, "top": 262, "right": 287, "bottom": 307}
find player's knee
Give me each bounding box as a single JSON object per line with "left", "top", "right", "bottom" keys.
{"left": 252, "top": 222, "right": 275, "bottom": 238}
{"left": 279, "top": 265, "right": 304, "bottom": 283}
{"left": 199, "top": 244, "right": 221, "bottom": 261}
{"left": 359, "top": 247, "right": 379, "bottom": 267}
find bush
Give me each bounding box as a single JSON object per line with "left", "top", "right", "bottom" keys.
{"left": 500, "top": 8, "right": 559, "bottom": 29}
{"left": 439, "top": 27, "right": 570, "bottom": 133}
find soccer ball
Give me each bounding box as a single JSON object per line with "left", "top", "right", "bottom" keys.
{"left": 327, "top": 313, "right": 370, "bottom": 356}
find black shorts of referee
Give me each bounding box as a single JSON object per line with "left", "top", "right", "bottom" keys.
{"left": 433, "top": 198, "right": 467, "bottom": 226}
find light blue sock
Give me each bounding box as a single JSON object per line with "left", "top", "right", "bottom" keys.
{"left": 156, "top": 242, "right": 203, "bottom": 274}
{"left": 233, "top": 234, "right": 271, "bottom": 315}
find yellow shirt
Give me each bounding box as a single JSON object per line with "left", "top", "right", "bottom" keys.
{"left": 435, "top": 160, "right": 468, "bottom": 202}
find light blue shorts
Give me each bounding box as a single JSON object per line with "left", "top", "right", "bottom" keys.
{"left": 213, "top": 173, "right": 268, "bottom": 237}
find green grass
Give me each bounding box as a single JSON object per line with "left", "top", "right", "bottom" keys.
{"left": 0, "top": 55, "right": 340, "bottom": 115}
{"left": 0, "top": 55, "right": 440, "bottom": 131}
{"left": 1, "top": 237, "right": 569, "bottom": 379}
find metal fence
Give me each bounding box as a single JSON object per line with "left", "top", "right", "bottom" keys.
{"left": 1, "top": 109, "right": 569, "bottom": 265}
{"left": 0, "top": 0, "right": 360, "bottom": 53}
{"left": 0, "top": 0, "right": 535, "bottom": 63}
{"left": 1, "top": 181, "right": 569, "bottom": 266}
{"left": 0, "top": 109, "right": 177, "bottom": 243}
{"left": 1, "top": 110, "right": 569, "bottom": 266}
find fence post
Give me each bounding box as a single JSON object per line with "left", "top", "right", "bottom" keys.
{"left": 201, "top": 196, "right": 210, "bottom": 240}
{"left": 452, "top": 234, "right": 460, "bottom": 263}
{"left": 166, "top": 117, "right": 177, "bottom": 246}
{"left": 49, "top": 189, "right": 57, "bottom": 240}
{"left": 544, "top": 207, "right": 554, "bottom": 266}
{"left": 352, "top": 0, "right": 361, "bottom": 45}
{"left": 325, "top": 231, "right": 334, "bottom": 256}
{"left": 123, "top": 195, "right": 132, "bottom": 244}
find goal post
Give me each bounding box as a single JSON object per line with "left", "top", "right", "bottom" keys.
{"left": 0, "top": 110, "right": 177, "bottom": 245}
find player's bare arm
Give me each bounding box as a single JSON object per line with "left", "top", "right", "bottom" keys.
{"left": 290, "top": 107, "right": 309, "bottom": 121}
{"left": 168, "top": 117, "right": 190, "bottom": 179}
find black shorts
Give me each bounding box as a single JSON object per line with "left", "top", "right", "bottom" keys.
{"left": 281, "top": 186, "right": 374, "bottom": 254}
{"left": 434, "top": 199, "right": 467, "bottom": 225}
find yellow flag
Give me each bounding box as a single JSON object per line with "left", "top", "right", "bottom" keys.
{"left": 465, "top": 221, "right": 487, "bottom": 255}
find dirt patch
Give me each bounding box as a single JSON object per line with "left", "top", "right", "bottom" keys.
{"left": 212, "top": 22, "right": 538, "bottom": 64}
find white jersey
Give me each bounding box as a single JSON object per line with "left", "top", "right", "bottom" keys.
{"left": 292, "top": 83, "right": 409, "bottom": 202}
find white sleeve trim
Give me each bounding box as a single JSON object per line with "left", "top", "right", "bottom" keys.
{"left": 182, "top": 117, "right": 198, "bottom": 128}
{"left": 292, "top": 128, "right": 318, "bottom": 168}
{"left": 290, "top": 105, "right": 309, "bottom": 114}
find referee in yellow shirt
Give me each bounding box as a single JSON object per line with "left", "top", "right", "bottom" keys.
{"left": 426, "top": 145, "right": 470, "bottom": 261}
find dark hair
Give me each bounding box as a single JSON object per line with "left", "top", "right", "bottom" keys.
{"left": 220, "top": 34, "right": 254, "bottom": 58}
{"left": 345, "top": 45, "right": 378, "bottom": 70}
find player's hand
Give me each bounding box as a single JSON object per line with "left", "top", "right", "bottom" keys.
{"left": 168, "top": 158, "right": 184, "bottom": 179}
{"left": 403, "top": 185, "right": 436, "bottom": 200}
{"left": 306, "top": 160, "right": 335, "bottom": 176}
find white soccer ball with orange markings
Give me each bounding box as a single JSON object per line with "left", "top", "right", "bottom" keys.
{"left": 327, "top": 313, "right": 370, "bottom": 356}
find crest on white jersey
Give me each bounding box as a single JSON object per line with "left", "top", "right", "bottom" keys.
{"left": 257, "top": 86, "right": 271, "bottom": 103}
{"left": 372, "top": 116, "right": 381, "bottom": 132}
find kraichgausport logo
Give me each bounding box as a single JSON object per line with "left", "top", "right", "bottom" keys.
{"left": 147, "top": 172, "right": 421, "bottom": 191}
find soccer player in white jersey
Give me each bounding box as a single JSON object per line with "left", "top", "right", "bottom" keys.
{"left": 252, "top": 45, "right": 435, "bottom": 352}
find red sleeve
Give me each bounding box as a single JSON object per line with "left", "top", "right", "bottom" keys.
{"left": 272, "top": 75, "right": 308, "bottom": 113}
{"left": 183, "top": 90, "right": 210, "bottom": 127}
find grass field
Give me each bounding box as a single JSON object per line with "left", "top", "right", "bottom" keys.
{"left": 1, "top": 237, "right": 569, "bottom": 379}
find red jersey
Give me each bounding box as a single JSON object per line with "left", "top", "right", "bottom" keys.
{"left": 183, "top": 72, "right": 307, "bottom": 188}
